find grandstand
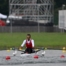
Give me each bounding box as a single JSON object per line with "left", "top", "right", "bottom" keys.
{"left": 9, "top": 0, "right": 54, "bottom": 26}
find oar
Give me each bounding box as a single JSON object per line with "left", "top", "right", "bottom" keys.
{"left": 13, "top": 49, "right": 25, "bottom": 56}
{"left": 13, "top": 47, "right": 46, "bottom": 56}
{"left": 36, "top": 48, "right": 46, "bottom": 56}
{"left": 13, "top": 47, "right": 23, "bottom": 56}
{"left": 13, "top": 50, "right": 18, "bottom": 56}
{"left": 20, "top": 47, "right": 45, "bottom": 54}
{"left": 41, "top": 51, "right": 45, "bottom": 56}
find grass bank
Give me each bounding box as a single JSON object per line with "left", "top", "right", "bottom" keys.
{"left": 0, "top": 33, "right": 66, "bottom": 49}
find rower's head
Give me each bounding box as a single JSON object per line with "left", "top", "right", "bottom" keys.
{"left": 27, "top": 34, "right": 31, "bottom": 40}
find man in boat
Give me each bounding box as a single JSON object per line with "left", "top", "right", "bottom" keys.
{"left": 21, "top": 34, "right": 34, "bottom": 54}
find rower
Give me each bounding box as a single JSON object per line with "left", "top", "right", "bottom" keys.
{"left": 21, "top": 34, "right": 35, "bottom": 54}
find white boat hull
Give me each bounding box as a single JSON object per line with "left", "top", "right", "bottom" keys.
{"left": 20, "top": 50, "right": 45, "bottom": 57}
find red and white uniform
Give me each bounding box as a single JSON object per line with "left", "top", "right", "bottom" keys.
{"left": 21, "top": 39, "right": 34, "bottom": 48}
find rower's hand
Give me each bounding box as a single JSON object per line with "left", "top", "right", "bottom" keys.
{"left": 19, "top": 47, "right": 22, "bottom": 51}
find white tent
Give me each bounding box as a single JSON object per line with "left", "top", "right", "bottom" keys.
{"left": 0, "top": 13, "right": 7, "bottom": 19}
{"left": 8, "top": 15, "right": 22, "bottom": 19}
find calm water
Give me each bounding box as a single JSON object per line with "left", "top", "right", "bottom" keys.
{"left": 0, "top": 50, "right": 66, "bottom": 66}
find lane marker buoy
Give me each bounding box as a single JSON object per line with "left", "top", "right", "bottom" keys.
{"left": 35, "top": 49, "right": 39, "bottom": 51}
{"left": 10, "top": 48, "right": 12, "bottom": 50}
{"left": 62, "top": 50, "right": 66, "bottom": 53}
{"left": 7, "top": 50, "right": 10, "bottom": 52}
{"left": 62, "top": 47, "right": 66, "bottom": 53}
{"left": 45, "top": 48, "right": 47, "bottom": 50}
{"left": 13, "top": 50, "right": 17, "bottom": 56}
{"left": 5, "top": 56, "right": 11, "bottom": 60}
{"left": 63, "top": 47, "right": 66, "bottom": 50}
{"left": 34, "top": 55, "right": 39, "bottom": 59}
{"left": 42, "top": 51, "right": 45, "bottom": 56}
{"left": 60, "top": 55, "right": 65, "bottom": 58}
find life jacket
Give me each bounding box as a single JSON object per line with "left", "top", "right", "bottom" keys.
{"left": 26, "top": 40, "right": 32, "bottom": 48}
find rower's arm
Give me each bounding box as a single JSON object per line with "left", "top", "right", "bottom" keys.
{"left": 32, "top": 40, "right": 34, "bottom": 48}
{"left": 21, "top": 40, "right": 26, "bottom": 47}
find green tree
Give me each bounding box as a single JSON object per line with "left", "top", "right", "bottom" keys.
{"left": 0, "top": 0, "right": 9, "bottom": 15}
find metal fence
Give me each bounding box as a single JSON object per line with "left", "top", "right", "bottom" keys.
{"left": 0, "top": 26, "right": 56, "bottom": 33}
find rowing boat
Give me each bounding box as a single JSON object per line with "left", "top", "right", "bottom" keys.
{"left": 13, "top": 49, "right": 45, "bottom": 57}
